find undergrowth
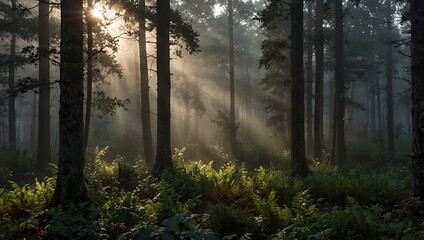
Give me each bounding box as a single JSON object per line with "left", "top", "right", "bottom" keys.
{"left": 0, "top": 146, "right": 422, "bottom": 239}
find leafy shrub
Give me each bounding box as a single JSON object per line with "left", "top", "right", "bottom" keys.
{"left": 253, "top": 191, "right": 291, "bottom": 231}
{"left": 252, "top": 166, "right": 303, "bottom": 204}
{"left": 0, "top": 177, "right": 55, "bottom": 218}
{"left": 205, "top": 202, "right": 250, "bottom": 236}
{"left": 102, "top": 190, "right": 145, "bottom": 227}
{"left": 145, "top": 181, "right": 197, "bottom": 223}
{"left": 46, "top": 202, "right": 105, "bottom": 239}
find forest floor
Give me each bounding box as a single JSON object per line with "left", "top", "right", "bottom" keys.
{"left": 1, "top": 146, "right": 423, "bottom": 239}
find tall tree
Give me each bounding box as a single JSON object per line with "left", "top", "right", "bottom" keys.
{"left": 138, "top": 0, "right": 154, "bottom": 165}
{"left": 291, "top": 0, "right": 308, "bottom": 178}
{"left": 386, "top": 0, "right": 394, "bottom": 158}
{"left": 332, "top": 0, "right": 346, "bottom": 165}
{"left": 37, "top": 0, "right": 51, "bottom": 177}
{"left": 228, "top": 0, "right": 237, "bottom": 156}
{"left": 411, "top": 0, "right": 424, "bottom": 199}
{"left": 8, "top": 0, "right": 17, "bottom": 153}
{"left": 306, "top": 0, "right": 313, "bottom": 157}
{"left": 153, "top": 0, "right": 173, "bottom": 172}
{"left": 50, "top": 0, "right": 88, "bottom": 205}
{"left": 314, "top": 0, "right": 324, "bottom": 161}
{"left": 83, "top": 0, "right": 94, "bottom": 152}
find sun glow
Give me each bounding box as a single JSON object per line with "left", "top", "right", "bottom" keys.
{"left": 91, "top": 3, "right": 116, "bottom": 22}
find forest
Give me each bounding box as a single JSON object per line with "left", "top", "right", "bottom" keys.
{"left": 0, "top": 0, "right": 424, "bottom": 239}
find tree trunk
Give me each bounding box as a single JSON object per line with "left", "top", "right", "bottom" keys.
{"left": 411, "top": 0, "right": 424, "bottom": 199}
{"left": 306, "top": 0, "right": 313, "bottom": 158}
{"left": 29, "top": 93, "right": 37, "bottom": 151}
{"left": 83, "top": 0, "right": 93, "bottom": 153}
{"left": 228, "top": 0, "right": 237, "bottom": 157}
{"left": 370, "top": 81, "right": 376, "bottom": 133}
{"left": 50, "top": 0, "right": 88, "bottom": 206}
{"left": 153, "top": 0, "right": 173, "bottom": 172}
{"left": 314, "top": 0, "right": 324, "bottom": 161}
{"left": 37, "top": 0, "right": 51, "bottom": 177}
{"left": 139, "top": 0, "right": 154, "bottom": 165}
{"left": 290, "top": 0, "right": 308, "bottom": 178}
{"left": 8, "top": 0, "right": 17, "bottom": 153}
{"left": 386, "top": 0, "right": 394, "bottom": 158}
{"left": 333, "top": 0, "right": 346, "bottom": 165}
{"left": 376, "top": 69, "right": 383, "bottom": 140}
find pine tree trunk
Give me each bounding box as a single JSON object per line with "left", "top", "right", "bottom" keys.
{"left": 154, "top": 0, "right": 173, "bottom": 172}
{"left": 83, "top": 0, "right": 93, "bottom": 153}
{"left": 314, "top": 0, "right": 324, "bottom": 161}
{"left": 29, "top": 93, "right": 37, "bottom": 151}
{"left": 386, "top": 0, "right": 394, "bottom": 158}
{"left": 291, "top": 0, "right": 308, "bottom": 178}
{"left": 306, "top": 0, "right": 313, "bottom": 158}
{"left": 228, "top": 0, "right": 237, "bottom": 157}
{"left": 411, "top": 0, "right": 424, "bottom": 199}
{"left": 333, "top": 0, "right": 346, "bottom": 165}
{"left": 376, "top": 71, "right": 383, "bottom": 141}
{"left": 37, "top": 0, "right": 51, "bottom": 177}
{"left": 50, "top": 0, "right": 88, "bottom": 206}
{"left": 139, "top": 0, "right": 154, "bottom": 165}
{"left": 8, "top": 0, "right": 17, "bottom": 153}
{"left": 370, "top": 81, "right": 376, "bottom": 133}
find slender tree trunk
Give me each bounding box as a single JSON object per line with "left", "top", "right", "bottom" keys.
{"left": 50, "top": 0, "right": 88, "bottom": 206}
{"left": 371, "top": 81, "right": 376, "bottom": 133}
{"left": 386, "top": 0, "right": 394, "bottom": 158}
{"left": 291, "top": 0, "right": 308, "bottom": 178}
{"left": 376, "top": 70, "right": 383, "bottom": 139}
{"left": 29, "top": 93, "right": 37, "bottom": 151}
{"left": 83, "top": 0, "right": 94, "bottom": 153}
{"left": 306, "top": 0, "right": 313, "bottom": 158}
{"left": 139, "top": 0, "right": 154, "bottom": 165}
{"left": 37, "top": 0, "right": 51, "bottom": 177}
{"left": 228, "top": 0, "right": 237, "bottom": 156}
{"left": 314, "top": 0, "right": 324, "bottom": 161}
{"left": 8, "top": 0, "right": 17, "bottom": 153}
{"left": 154, "top": 0, "right": 173, "bottom": 172}
{"left": 411, "top": 0, "right": 424, "bottom": 199}
{"left": 333, "top": 0, "right": 346, "bottom": 165}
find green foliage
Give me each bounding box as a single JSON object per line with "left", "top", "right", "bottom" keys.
{"left": 144, "top": 181, "right": 197, "bottom": 223}
{"left": 253, "top": 191, "right": 292, "bottom": 231}
{"left": 253, "top": 166, "right": 303, "bottom": 204}
{"left": 304, "top": 165, "right": 409, "bottom": 206}
{"left": 102, "top": 190, "right": 145, "bottom": 227}
{"left": 126, "top": 212, "right": 219, "bottom": 240}
{"left": 205, "top": 203, "right": 249, "bottom": 236}
{"left": 46, "top": 202, "right": 105, "bottom": 239}
{"left": 1, "top": 147, "right": 422, "bottom": 239}
{"left": 0, "top": 177, "right": 55, "bottom": 218}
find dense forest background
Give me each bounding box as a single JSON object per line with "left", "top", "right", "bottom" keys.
{"left": 1, "top": 0, "right": 424, "bottom": 239}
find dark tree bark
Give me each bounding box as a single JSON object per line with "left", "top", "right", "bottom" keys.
{"left": 83, "top": 0, "right": 94, "bottom": 153}
{"left": 153, "top": 0, "right": 173, "bottom": 172}
{"left": 228, "top": 0, "right": 237, "bottom": 156}
{"left": 386, "top": 0, "right": 394, "bottom": 158}
{"left": 8, "top": 0, "right": 17, "bottom": 153}
{"left": 411, "top": 0, "right": 424, "bottom": 199}
{"left": 29, "top": 93, "right": 37, "bottom": 150}
{"left": 50, "top": 0, "right": 88, "bottom": 206}
{"left": 314, "top": 0, "right": 324, "bottom": 161}
{"left": 37, "top": 0, "right": 51, "bottom": 177}
{"left": 139, "top": 0, "right": 154, "bottom": 165}
{"left": 306, "top": 0, "right": 313, "bottom": 158}
{"left": 291, "top": 0, "right": 308, "bottom": 178}
{"left": 332, "top": 0, "right": 346, "bottom": 165}
{"left": 370, "top": 81, "right": 376, "bottom": 133}
{"left": 376, "top": 69, "right": 382, "bottom": 136}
